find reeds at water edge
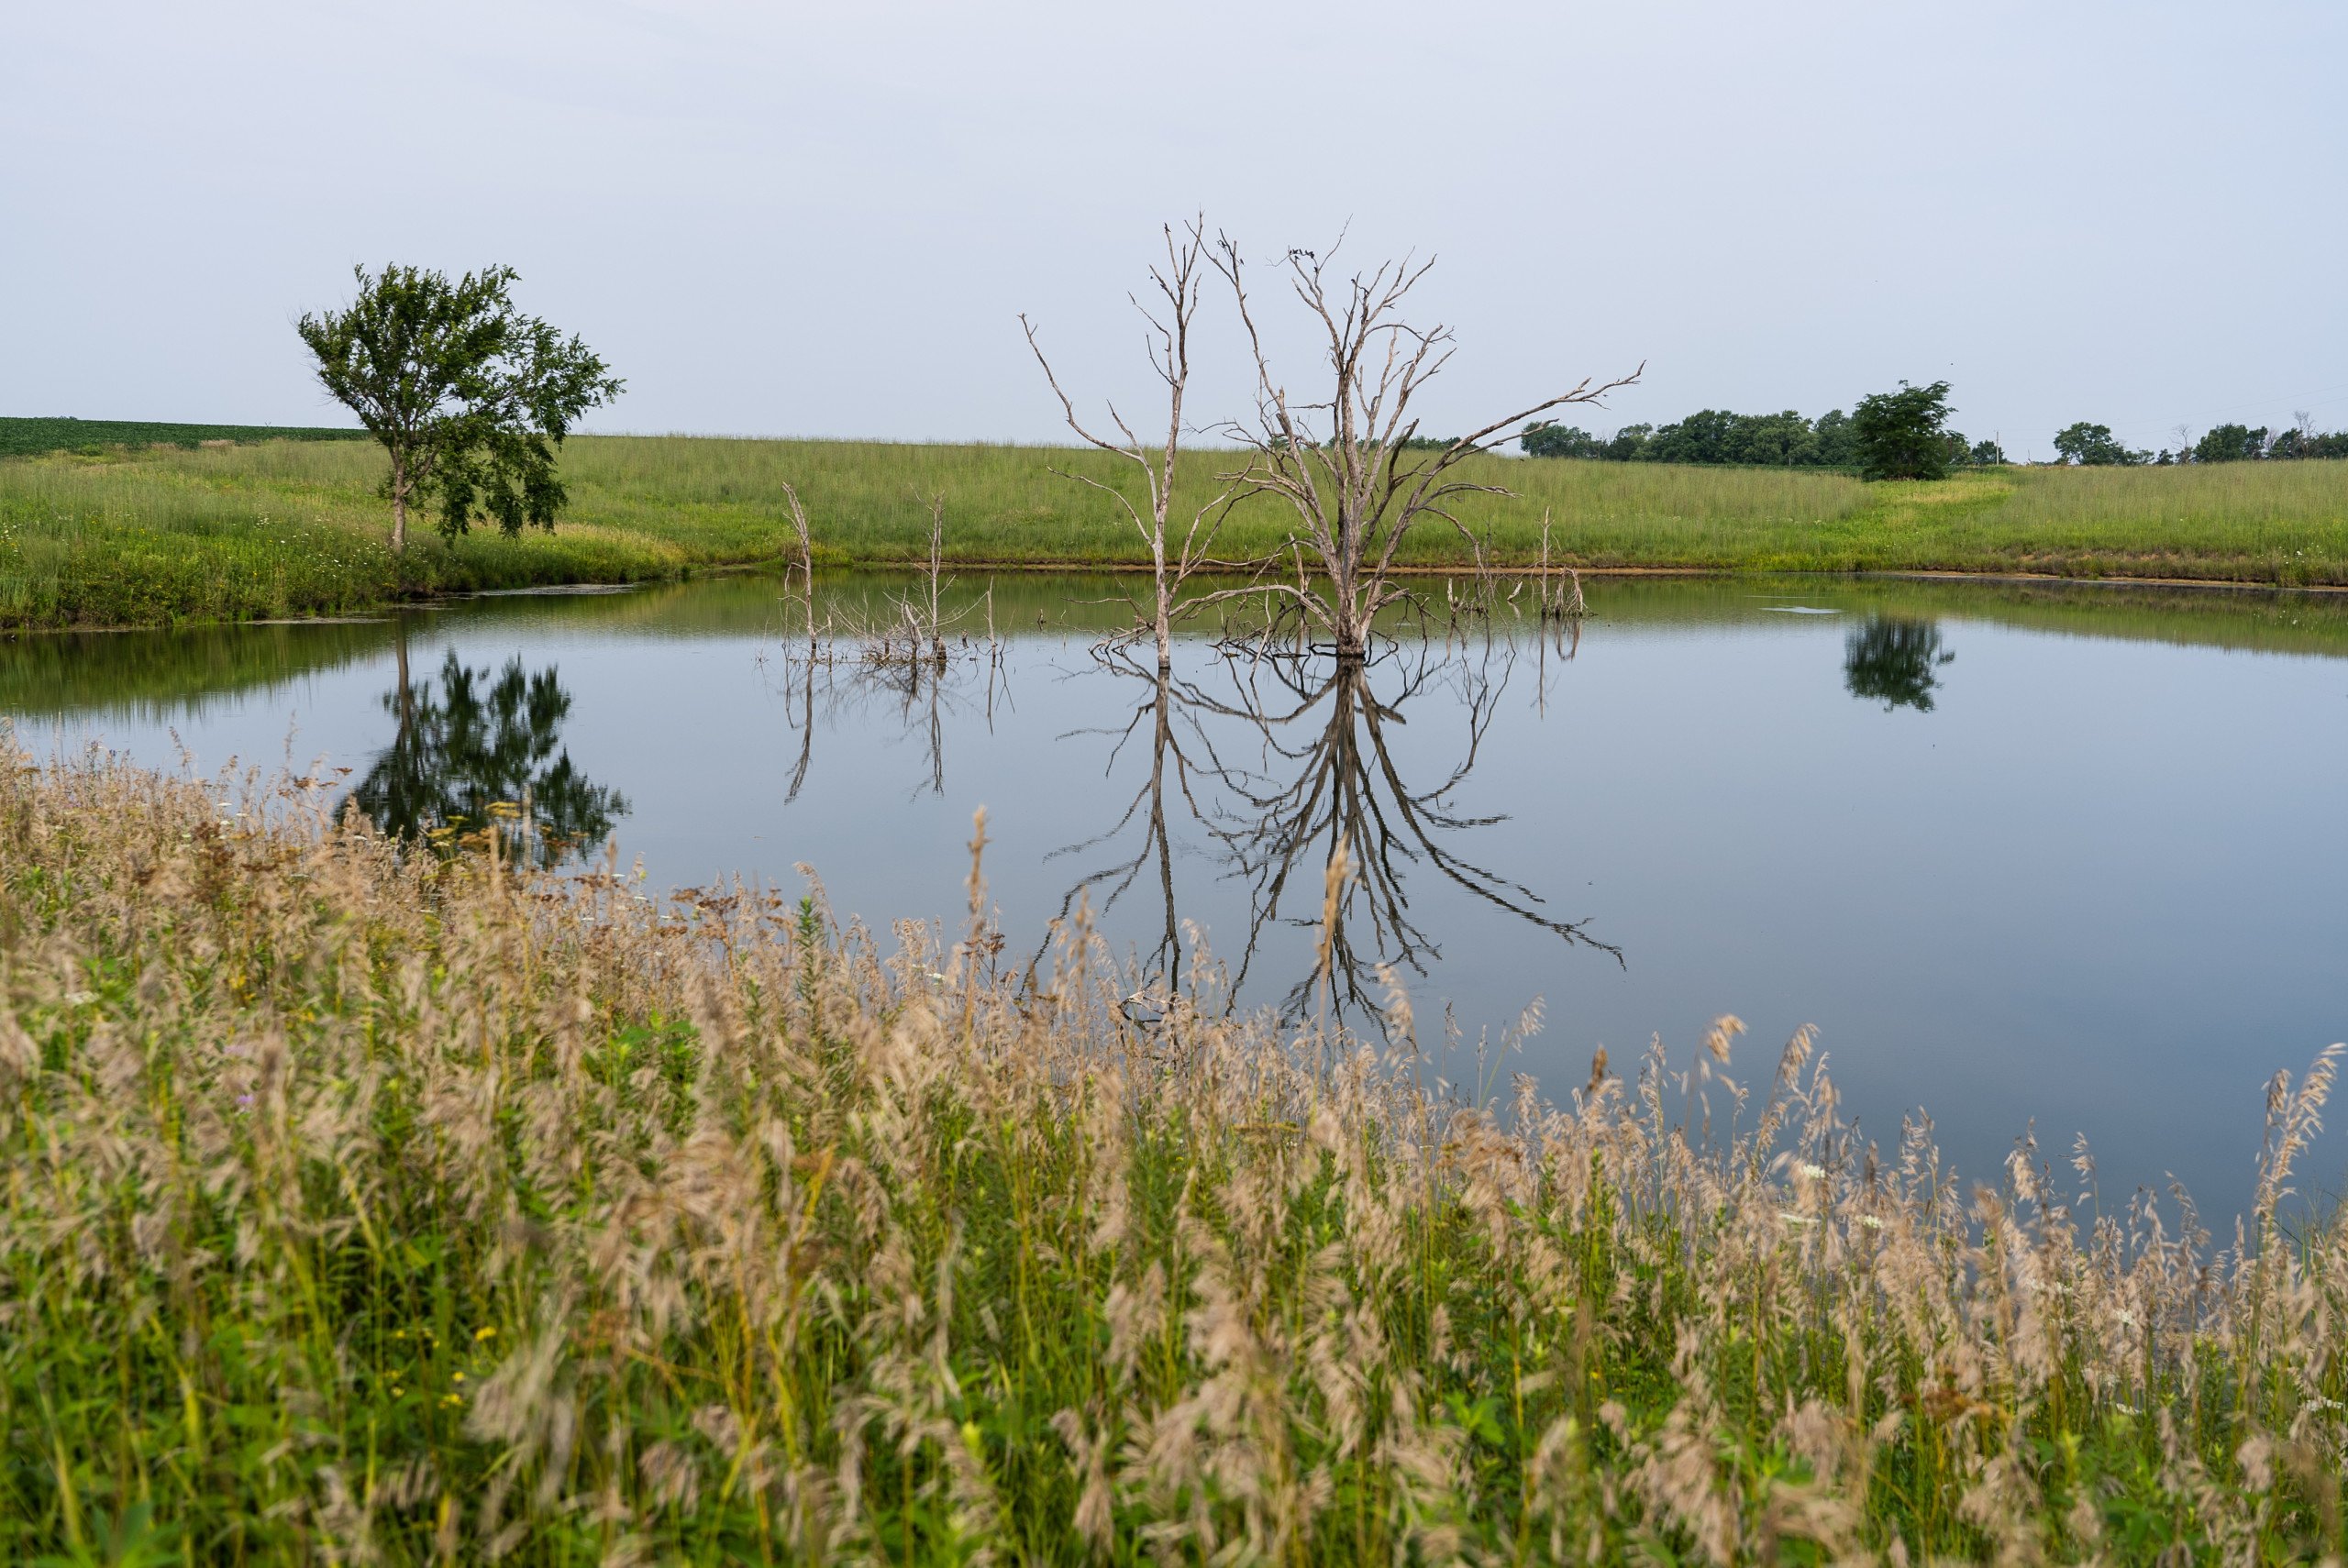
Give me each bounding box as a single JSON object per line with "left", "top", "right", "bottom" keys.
{"left": 1, "top": 742, "right": 2343, "bottom": 1564}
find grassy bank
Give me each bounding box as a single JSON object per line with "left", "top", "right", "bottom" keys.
{"left": 13, "top": 570, "right": 2348, "bottom": 738}
{"left": 3, "top": 433, "right": 2345, "bottom": 628}
{"left": 3, "top": 747, "right": 2344, "bottom": 1562}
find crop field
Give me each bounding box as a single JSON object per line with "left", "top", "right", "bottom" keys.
{"left": 0, "top": 414, "right": 367, "bottom": 458}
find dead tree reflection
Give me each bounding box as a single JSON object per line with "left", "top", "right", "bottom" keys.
{"left": 766, "top": 588, "right": 1011, "bottom": 804}
{"left": 1049, "top": 639, "right": 1617, "bottom": 1030}
{"left": 1214, "top": 646, "right": 1620, "bottom": 1022}
{"left": 1042, "top": 654, "right": 1230, "bottom": 982}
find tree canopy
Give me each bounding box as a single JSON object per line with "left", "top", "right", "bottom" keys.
{"left": 1521, "top": 407, "right": 1862, "bottom": 468}
{"left": 1530, "top": 393, "right": 2348, "bottom": 472}
{"left": 1850, "top": 381, "right": 1956, "bottom": 481}
{"left": 1515, "top": 401, "right": 2010, "bottom": 474}
{"left": 2193, "top": 424, "right": 2269, "bottom": 464}
{"left": 2270, "top": 425, "right": 2348, "bottom": 459}
{"left": 297, "top": 264, "right": 622, "bottom": 551}
{"left": 2052, "top": 423, "right": 2149, "bottom": 466}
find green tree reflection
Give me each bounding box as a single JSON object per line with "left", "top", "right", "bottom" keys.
{"left": 350, "top": 645, "right": 626, "bottom": 865}
{"left": 1844, "top": 616, "right": 1954, "bottom": 712}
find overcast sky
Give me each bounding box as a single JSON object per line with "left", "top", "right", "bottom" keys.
{"left": 6, "top": 0, "right": 2343, "bottom": 460}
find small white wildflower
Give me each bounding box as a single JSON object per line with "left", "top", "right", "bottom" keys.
{"left": 1857, "top": 1214, "right": 1884, "bottom": 1231}
{"left": 2305, "top": 1397, "right": 2344, "bottom": 1414}
{"left": 1800, "top": 1163, "right": 1826, "bottom": 1181}
{"left": 64, "top": 990, "right": 96, "bottom": 1007}
{"left": 2114, "top": 1309, "right": 2139, "bottom": 1329}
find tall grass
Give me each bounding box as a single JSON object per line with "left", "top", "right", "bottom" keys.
{"left": 4, "top": 436, "right": 2345, "bottom": 629}
{"left": 0, "top": 446, "right": 728, "bottom": 628}
{"left": 3, "top": 745, "right": 2343, "bottom": 1563}
{"left": 554, "top": 435, "right": 1875, "bottom": 569}
{"left": 1960, "top": 462, "right": 2348, "bottom": 584}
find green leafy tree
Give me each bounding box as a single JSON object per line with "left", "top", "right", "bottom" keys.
{"left": 1519, "top": 421, "right": 1605, "bottom": 458}
{"left": 1643, "top": 409, "right": 1741, "bottom": 465}
{"left": 1734, "top": 410, "right": 1825, "bottom": 466}
{"left": 2269, "top": 426, "right": 2348, "bottom": 459}
{"left": 1600, "top": 424, "right": 1654, "bottom": 461}
{"left": 1812, "top": 408, "right": 1856, "bottom": 468}
{"left": 297, "top": 264, "right": 622, "bottom": 552}
{"left": 1969, "top": 437, "right": 2007, "bottom": 465}
{"left": 2052, "top": 422, "right": 2147, "bottom": 466}
{"left": 1516, "top": 404, "right": 1873, "bottom": 470}
{"left": 2192, "top": 424, "right": 2269, "bottom": 463}
{"left": 1850, "top": 381, "right": 1955, "bottom": 480}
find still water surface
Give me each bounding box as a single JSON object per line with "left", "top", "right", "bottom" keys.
{"left": 6, "top": 572, "right": 2344, "bottom": 1214}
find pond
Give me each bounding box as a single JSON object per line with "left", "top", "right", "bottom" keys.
{"left": 6, "top": 570, "right": 2345, "bottom": 1216}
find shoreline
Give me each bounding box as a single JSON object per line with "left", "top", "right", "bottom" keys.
{"left": 6, "top": 556, "right": 2347, "bottom": 635}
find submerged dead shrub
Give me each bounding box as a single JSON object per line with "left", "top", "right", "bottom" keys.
{"left": 0, "top": 740, "right": 2342, "bottom": 1564}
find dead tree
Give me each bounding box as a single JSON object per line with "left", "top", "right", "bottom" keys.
{"left": 1209, "top": 235, "right": 1638, "bottom": 662}
{"left": 1023, "top": 218, "right": 1248, "bottom": 669}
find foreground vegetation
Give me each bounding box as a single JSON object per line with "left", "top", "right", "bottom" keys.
{"left": 2, "top": 434, "right": 2345, "bottom": 627}
{"left": 3, "top": 747, "right": 2344, "bottom": 1563}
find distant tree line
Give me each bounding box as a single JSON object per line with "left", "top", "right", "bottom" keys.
{"left": 2052, "top": 415, "right": 2348, "bottom": 466}
{"left": 1524, "top": 385, "right": 2348, "bottom": 479}
{"left": 1523, "top": 380, "right": 1999, "bottom": 481}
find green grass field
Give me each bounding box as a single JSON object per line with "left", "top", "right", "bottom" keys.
{"left": 3, "top": 428, "right": 2344, "bottom": 628}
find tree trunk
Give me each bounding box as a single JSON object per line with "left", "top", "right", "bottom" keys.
{"left": 1331, "top": 562, "right": 1368, "bottom": 662}
{"left": 390, "top": 455, "right": 409, "bottom": 555}
{"left": 1153, "top": 546, "right": 1173, "bottom": 670}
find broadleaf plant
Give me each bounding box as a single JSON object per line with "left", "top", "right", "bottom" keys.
{"left": 296, "top": 264, "right": 622, "bottom": 551}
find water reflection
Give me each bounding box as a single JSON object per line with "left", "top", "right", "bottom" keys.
{"left": 1844, "top": 617, "right": 1954, "bottom": 712}
{"left": 349, "top": 640, "right": 626, "bottom": 866}
{"left": 1046, "top": 659, "right": 1213, "bottom": 981}
{"left": 773, "top": 634, "right": 1012, "bottom": 804}
{"left": 6, "top": 570, "right": 2342, "bottom": 1216}
{"left": 1052, "top": 643, "right": 1619, "bottom": 1026}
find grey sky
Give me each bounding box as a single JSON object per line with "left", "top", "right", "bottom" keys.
{"left": 6, "top": 1, "right": 2343, "bottom": 460}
